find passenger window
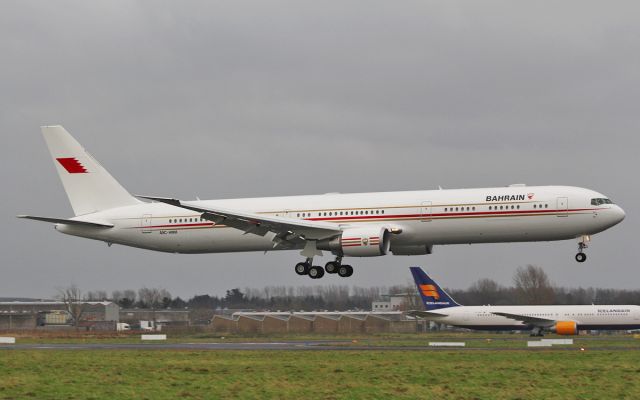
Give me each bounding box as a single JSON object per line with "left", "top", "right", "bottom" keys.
{"left": 381, "top": 210, "right": 384, "bottom": 214}
{"left": 489, "top": 206, "right": 492, "bottom": 210}
{"left": 533, "top": 204, "right": 536, "bottom": 209}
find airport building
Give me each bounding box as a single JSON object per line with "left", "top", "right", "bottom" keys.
{"left": 371, "top": 294, "right": 409, "bottom": 311}
{"left": 211, "top": 311, "right": 426, "bottom": 334}
{"left": 0, "top": 301, "right": 119, "bottom": 330}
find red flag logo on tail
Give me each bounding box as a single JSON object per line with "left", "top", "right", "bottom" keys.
{"left": 56, "top": 158, "right": 88, "bottom": 173}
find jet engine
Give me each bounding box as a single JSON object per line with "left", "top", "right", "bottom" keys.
{"left": 552, "top": 321, "right": 578, "bottom": 335}
{"left": 318, "top": 226, "right": 391, "bottom": 257}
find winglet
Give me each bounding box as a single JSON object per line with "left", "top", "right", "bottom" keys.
{"left": 409, "top": 267, "right": 460, "bottom": 310}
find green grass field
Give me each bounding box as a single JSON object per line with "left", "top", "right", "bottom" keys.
{"left": 2, "top": 347, "right": 640, "bottom": 399}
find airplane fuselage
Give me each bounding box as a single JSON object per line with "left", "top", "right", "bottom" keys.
{"left": 425, "top": 304, "right": 640, "bottom": 332}
{"left": 58, "top": 185, "right": 625, "bottom": 255}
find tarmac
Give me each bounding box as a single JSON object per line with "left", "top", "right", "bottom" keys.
{"left": 1, "top": 339, "right": 638, "bottom": 351}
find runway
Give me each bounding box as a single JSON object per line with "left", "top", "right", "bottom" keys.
{"left": 1, "top": 339, "right": 638, "bottom": 351}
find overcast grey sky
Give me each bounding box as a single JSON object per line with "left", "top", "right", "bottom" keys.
{"left": 1, "top": 1, "right": 638, "bottom": 298}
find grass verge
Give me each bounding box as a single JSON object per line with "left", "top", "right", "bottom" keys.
{"left": 1, "top": 349, "right": 639, "bottom": 399}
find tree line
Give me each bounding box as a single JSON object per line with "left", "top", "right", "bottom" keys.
{"left": 66, "top": 265, "right": 640, "bottom": 311}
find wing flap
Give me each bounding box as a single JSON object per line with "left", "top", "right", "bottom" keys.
{"left": 17, "top": 215, "right": 113, "bottom": 228}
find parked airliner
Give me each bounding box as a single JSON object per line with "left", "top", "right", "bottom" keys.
{"left": 19, "top": 126, "right": 625, "bottom": 279}
{"left": 408, "top": 267, "right": 640, "bottom": 335}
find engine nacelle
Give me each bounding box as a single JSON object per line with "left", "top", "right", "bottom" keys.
{"left": 318, "top": 226, "right": 391, "bottom": 257}
{"left": 552, "top": 321, "right": 578, "bottom": 335}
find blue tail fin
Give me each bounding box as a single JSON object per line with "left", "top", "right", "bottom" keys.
{"left": 410, "top": 267, "right": 460, "bottom": 310}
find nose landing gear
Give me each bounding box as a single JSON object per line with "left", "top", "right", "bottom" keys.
{"left": 575, "top": 235, "right": 590, "bottom": 263}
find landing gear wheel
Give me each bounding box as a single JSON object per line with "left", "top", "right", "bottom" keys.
{"left": 325, "top": 261, "right": 339, "bottom": 274}
{"left": 295, "top": 262, "right": 310, "bottom": 275}
{"left": 575, "top": 238, "right": 589, "bottom": 263}
{"left": 337, "top": 265, "right": 353, "bottom": 278}
{"left": 309, "top": 266, "right": 325, "bottom": 279}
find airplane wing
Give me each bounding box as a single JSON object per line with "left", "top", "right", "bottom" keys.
{"left": 406, "top": 310, "right": 449, "bottom": 318}
{"left": 136, "top": 196, "right": 342, "bottom": 246}
{"left": 491, "top": 312, "right": 556, "bottom": 327}
{"left": 17, "top": 215, "right": 114, "bottom": 228}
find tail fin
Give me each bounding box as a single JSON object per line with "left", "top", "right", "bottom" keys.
{"left": 41, "top": 125, "right": 140, "bottom": 216}
{"left": 409, "top": 267, "right": 460, "bottom": 310}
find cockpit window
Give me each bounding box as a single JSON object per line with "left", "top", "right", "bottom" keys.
{"left": 591, "top": 198, "right": 613, "bottom": 206}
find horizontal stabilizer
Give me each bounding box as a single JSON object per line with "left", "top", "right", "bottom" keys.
{"left": 17, "top": 215, "right": 113, "bottom": 228}
{"left": 406, "top": 310, "right": 448, "bottom": 318}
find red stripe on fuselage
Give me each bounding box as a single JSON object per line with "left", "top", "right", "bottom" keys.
{"left": 140, "top": 223, "right": 214, "bottom": 229}
{"left": 306, "top": 208, "right": 595, "bottom": 222}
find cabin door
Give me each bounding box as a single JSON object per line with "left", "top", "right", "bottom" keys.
{"left": 556, "top": 197, "right": 568, "bottom": 217}
{"left": 141, "top": 214, "right": 153, "bottom": 233}
{"left": 420, "top": 201, "right": 432, "bottom": 222}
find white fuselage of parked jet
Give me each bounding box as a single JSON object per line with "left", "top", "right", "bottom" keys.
{"left": 416, "top": 304, "right": 640, "bottom": 334}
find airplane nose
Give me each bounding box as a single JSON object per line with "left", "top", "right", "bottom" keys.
{"left": 613, "top": 205, "right": 625, "bottom": 224}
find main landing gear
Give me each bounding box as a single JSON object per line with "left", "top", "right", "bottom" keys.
{"left": 575, "top": 235, "right": 590, "bottom": 263}
{"left": 294, "top": 257, "right": 353, "bottom": 279}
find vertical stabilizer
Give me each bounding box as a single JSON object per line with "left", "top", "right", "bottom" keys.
{"left": 409, "top": 267, "right": 461, "bottom": 310}
{"left": 41, "top": 125, "right": 140, "bottom": 216}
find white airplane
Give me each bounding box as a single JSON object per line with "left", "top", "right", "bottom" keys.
{"left": 19, "top": 126, "right": 625, "bottom": 279}
{"left": 408, "top": 267, "right": 640, "bottom": 335}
